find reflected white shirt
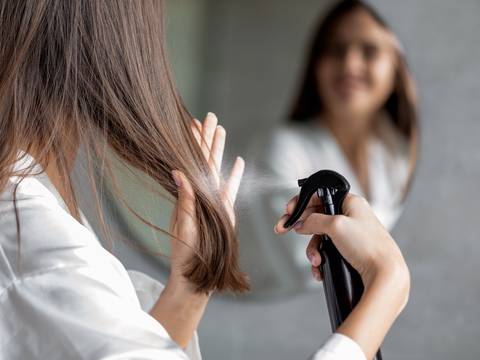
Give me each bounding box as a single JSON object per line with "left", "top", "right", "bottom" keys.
{"left": 258, "top": 117, "right": 410, "bottom": 230}
{"left": 0, "top": 153, "right": 365, "bottom": 360}
{"left": 241, "top": 117, "right": 409, "bottom": 292}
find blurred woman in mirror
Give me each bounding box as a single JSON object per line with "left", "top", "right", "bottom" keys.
{"left": 245, "top": 0, "right": 417, "bottom": 292}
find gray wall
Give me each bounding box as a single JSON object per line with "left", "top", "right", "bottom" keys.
{"left": 107, "top": 1, "right": 480, "bottom": 359}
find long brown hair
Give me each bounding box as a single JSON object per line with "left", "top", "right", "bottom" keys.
{"left": 0, "top": 0, "right": 248, "bottom": 293}
{"left": 289, "top": 0, "right": 417, "bottom": 141}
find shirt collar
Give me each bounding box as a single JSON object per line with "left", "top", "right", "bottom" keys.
{"left": 11, "top": 151, "right": 68, "bottom": 211}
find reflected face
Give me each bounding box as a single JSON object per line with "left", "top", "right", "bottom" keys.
{"left": 316, "top": 9, "right": 397, "bottom": 120}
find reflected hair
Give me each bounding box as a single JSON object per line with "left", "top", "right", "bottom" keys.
{"left": 0, "top": 0, "right": 248, "bottom": 293}
{"left": 289, "top": 0, "right": 417, "bottom": 140}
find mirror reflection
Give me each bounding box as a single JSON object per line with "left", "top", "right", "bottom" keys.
{"left": 241, "top": 0, "right": 418, "bottom": 296}
{"left": 107, "top": 0, "right": 418, "bottom": 298}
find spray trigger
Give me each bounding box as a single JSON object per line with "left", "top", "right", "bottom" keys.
{"left": 283, "top": 170, "right": 350, "bottom": 228}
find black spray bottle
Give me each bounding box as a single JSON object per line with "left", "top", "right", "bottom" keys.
{"left": 284, "top": 170, "right": 383, "bottom": 360}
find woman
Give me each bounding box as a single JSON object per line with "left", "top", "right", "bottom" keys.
{"left": 246, "top": 0, "right": 417, "bottom": 292}
{"left": 0, "top": 1, "right": 409, "bottom": 359}
{"left": 276, "top": 0, "right": 417, "bottom": 228}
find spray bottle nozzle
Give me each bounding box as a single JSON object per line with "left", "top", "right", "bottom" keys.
{"left": 283, "top": 170, "right": 350, "bottom": 228}
{"left": 298, "top": 178, "right": 307, "bottom": 187}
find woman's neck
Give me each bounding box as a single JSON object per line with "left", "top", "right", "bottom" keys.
{"left": 322, "top": 113, "right": 377, "bottom": 199}
{"left": 30, "top": 146, "right": 80, "bottom": 221}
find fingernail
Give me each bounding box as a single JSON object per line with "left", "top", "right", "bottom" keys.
{"left": 273, "top": 225, "right": 279, "bottom": 234}
{"left": 172, "top": 171, "right": 182, "bottom": 187}
{"left": 294, "top": 221, "right": 303, "bottom": 229}
{"left": 207, "top": 112, "right": 216, "bottom": 118}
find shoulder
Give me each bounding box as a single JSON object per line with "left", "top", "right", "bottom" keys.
{"left": 0, "top": 177, "right": 103, "bottom": 283}
{"left": 266, "top": 121, "right": 332, "bottom": 153}
{"left": 252, "top": 122, "right": 315, "bottom": 159}
{"left": 249, "top": 121, "right": 332, "bottom": 177}
{"left": 269, "top": 122, "right": 322, "bottom": 146}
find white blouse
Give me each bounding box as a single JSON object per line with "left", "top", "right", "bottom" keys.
{"left": 0, "top": 153, "right": 365, "bottom": 360}
{"left": 257, "top": 118, "right": 410, "bottom": 230}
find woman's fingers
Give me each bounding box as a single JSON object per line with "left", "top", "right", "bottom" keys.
{"left": 191, "top": 113, "right": 245, "bottom": 222}
{"left": 276, "top": 193, "right": 326, "bottom": 233}
{"left": 209, "top": 125, "right": 226, "bottom": 180}
{"left": 172, "top": 170, "right": 197, "bottom": 244}
{"left": 285, "top": 195, "right": 299, "bottom": 214}
{"left": 286, "top": 192, "right": 323, "bottom": 215}
{"left": 274, "top": 214, "right": 290, "bottom": 234}
{"left": 307, "top": 236, "right": 323, "bottom": 281}
{"left": 191, "top": 119, "right": 202, "bottom": 147}
{"left": 311, "top": 266, "right": 323, "bottom": 282}
{"left": 274, "top": 206, "right": 323, "bottom": 234}
{"left": 201, "top": 113, "right": 218, "bottom": 160}
{"left": 194, "top": 118, "right": 202, "bottom": 130}
{"left": 306, "top": 235, "right": 322, "bottom": 266}
{"left": 294, "top": 212, "right": 341, "bottom": 236}
{"left": 223, "top": 156, "right": 245, "bottom": 206}
{"left": 218, "top": 156, "right": 244, "bottom": 226}
{"left": 191, "top": 114, "right": 226, "bottom": 184}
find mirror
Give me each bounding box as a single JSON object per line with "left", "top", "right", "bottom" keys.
{"left": 239, "top": 0, "right": 418, "bottom": 297}
{"left": 105, "top": 0, "right": 418, "bottom": 299}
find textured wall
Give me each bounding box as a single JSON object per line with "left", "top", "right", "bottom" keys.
{"left": 103, "top": 0, "right": 480, "bottom": 359}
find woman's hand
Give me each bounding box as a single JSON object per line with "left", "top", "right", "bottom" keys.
{"left": 152, "top": 113, "right": 244, "bottom": 349}
{"left": 168, "top": 112, "right": 244, "bottom": 290}
{"left": 275, "top": 193, "right": 410, "bottom": 359}
{"left": 275, "top": 193, "right": 408, "bottom": 291}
